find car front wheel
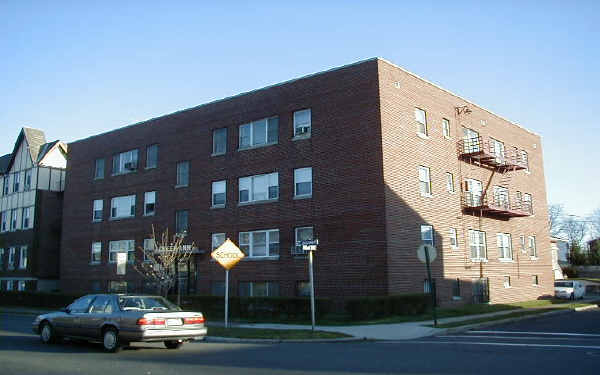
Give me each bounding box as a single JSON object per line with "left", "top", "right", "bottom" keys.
{"left": 102, "top": 328, "right": 121, "bottom": 353}
{"left": 164, "top": 340, "right": 184, "bottom": 349}
{"left": 40, "top": 322, "right": 58, "bottom": 344}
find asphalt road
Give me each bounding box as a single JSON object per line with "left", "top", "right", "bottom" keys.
{"left": 1, "top": 309, "right": 599, "bottom": 375}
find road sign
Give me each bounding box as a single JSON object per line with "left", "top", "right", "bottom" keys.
{"left": 116, "top": 252, "right": 127, "bottom": 275}
{"left": 211, "top": 239, "right": 245, "bottom": 270}
{"left": 417, "top": 244, "right": 437, "bottom": 263}
{"left": 298, "top": 239, "right": 319, "bottom": 251}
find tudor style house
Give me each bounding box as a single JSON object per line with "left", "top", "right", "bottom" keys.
{"left": 0, "top": 128, "right": 67, "bottom": 291}
{"left": 59, "top": 58, "right": 554, "bottom": 305}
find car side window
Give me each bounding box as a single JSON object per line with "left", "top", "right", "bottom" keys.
{"left": 89, "top": 296, "right": 110, "bottom": 314}
{"left": 69, "top": 295, "right": 95, "bottom": 313}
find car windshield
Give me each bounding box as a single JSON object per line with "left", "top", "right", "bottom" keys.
{"left": 555, "top": 281, "right": 573, "bottom": 287}
{"left": 118, "top": 296, "right": 181, "bottom": 311}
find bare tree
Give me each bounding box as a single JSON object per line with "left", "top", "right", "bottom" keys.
{"left": 548, "top": 204, "right": 565, "bottom": 237}
{"left": 588, "top": 208, "right": 600, "bottom": 239}
{"left": 134, "top": 226, "right": 195, "bottom": 298}
{"left": 560, "top": 216, "right": 588, "bottom": 247}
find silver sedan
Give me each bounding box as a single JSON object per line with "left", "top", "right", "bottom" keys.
{"left": 32, "top": 294, "right": 207, "bottom": 352}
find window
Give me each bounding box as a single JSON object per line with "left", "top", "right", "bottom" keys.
{"left": 212, "top": 233, "right": 226, "bottom": 251}
{"left": 144, "top": 191, "right": 156, "bottom": 216}
{"left": 110, "top": 195, "right": 136, "bottom": 219}
{"left": 91, "top": 242, "right": 101, "bottom": 264}
{"left": 446, "top": 172, "right": 455, "bottom": 193}
{"left": 239, "top": 281, "right": 279, "bottom": 297}
{"left": 109, "top": 240, "right": 135, "bottom": 263}
{"left": 465, "top": 179, "right": 483, "bottom": 206}
{"left": 8, "top": 247, "right": 15, "bottom": 269}
{"left": 491, "top": 138, "right": 505, "bottom": 164}
{"left": 18, "top": 246, "right": 27, "bottom": 269}
{"left": 497, "top": 233, "right": 513, "bottom": 260}
{"left": 424, "top": 279, "right": 434, "bottom": 294}
{"left": 94, "top": 158, "right": 104, "bottom": 179}
{"left": 421, "top": 225, "right": 434, "bottom": 246}
{"left": 212, "top": 128, "right": 227, "bottom": 155}
{"left": 24, "top": 169, "right": 32, "bottom": 190}
{"left": 296, "top": 281, "right": 311, "bottom": 297}
{"left": 520, "top": 235, "right": 526, "bottom": 253}
{"left": 442, "top": 118, "right": 450, "bottom": 138}
{"left": 175, "top": 210, "right": 189, "bottom": 234}
{"left": 462, "top": 128, "right": 481, "bottom": 152}
{"left": 212, "top": 181, "right": 226, "bottom": 207}
{"left": 515, "top": 191, "right": 523, "bottom": 209}
{"left": 295, "top": 226, "right": 314, "bottom": 245}
{"left": 239, "top": 229, "right": 279, "bottom": 257}
{"left": 146, "top": 144, "right": 158, "bottom": 169}
{"left": 112, "top": 149, "right": 138, "bottom": 175}
{"left": 3, "top": 175, "right": 9, "bottom": 195}
{"left": 11, "top": 208, "right": 18, "bottom": 230}
{"left": 20, "top": 207, "right": 30, "bottom": 229}
{"left": 293, "top": 109, "right": 311, "bottom": 137}
{"left": 521, "top": 150, "right": 529, "bottom": 172}
{"left": 13, "top": 172, "right": 20, "bottom": 192}
{"left": 93, "top": 199, "right": 103, "bottom": 221}
{"left": 528, "top": 236, "right": 537, "bottom": 258}
{"left": 108, "top": 281, "right": 128, "bottom": 293}
{"left": 143, "top": 238, "right": 155, "bottom": 261}
{"left": 532, "top": 275, "right": 539, "bottom": 286}
{"left": 6, "top": 280, "right": 13, "bottom": 291}
{"left": 418, "top": 166, "right": 431, "bottom": 196}
{"left": 0, "top": 248, "right": 3, "bottom": 269}
{"left": 523, "top": 193, "right": 533, "bottom": 214}
{"left": 415, "top": 108, "right": 427, "bottom": 135}
{"left": 449, "top": 228, "right": 458, "bottom": 248}
{"left": 239, "top": 172, "right": 279, "bottom": 203}
{"left": 239, "top": 116, "right": 279, "bottom": 149}
{"left": 294, "top": 167, "right": 312, "bottom": 197}
{"left": 69, "top": 295, "right": 95, "bottom": 313}
{"left": 176, "top": 161, "right": 190, "bottom": 187}
{"left": 469, "top": 229, "right": 487, "bottom": 260}
{"left": 503, "top": 276, "right": 511, "bottom": 288}
{"left": 452, "top": 278, "right": 461, "bottom": 299}
{"left": 18, "top": 280, "right": 26, "bottom": 291}
{"left": 493, "top": 186, "right": 509, "bottom": 209}
{"left": 90, "top": 295, "right": 111, "bottom": 314}
{"left": 0, "top": 211, "right": 6, "bottom": 232}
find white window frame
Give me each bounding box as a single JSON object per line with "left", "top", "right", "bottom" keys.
{"left": 0, "top": 211, "right": 7, "bottom": 232}
{"left": 10, "top": 208, "right": 19, "bottom": 231}
{"left": 421, "top": 225, "right": 434, "bottom": 246}
{"left": 211, "top": 233, "right": 226, "bottom": 251}
{"left": 465, "top": 178, "right": 483, "bottom": 206}
{"left": 446, "top": 172, "right": 455, "bottom": 193}
{"left": 212, "top": 181, "right": 226, "bottom": 207}
{"left": 239, "top": 116, "right": 279, "bottom": 149}
{"left": 212, "top": 128, "right": 227, "bottom": 155}
{"left": 532, "top": 275, "right": 539, "bottom": 286}
{"left": 176, "top": 161, "right": 190, "bottom": 187}
{"left": 109, "top": 240, "right": 135, "bottom": 263}
{"left": 93, "top": 199, "right": 103, "bottom": 222}
{"left": 497, "top": 233, "right": 513, "bottom": 260}
{"left": 520, "top": 235, "right": 526, "bottom": 253}
{"left": 21, "top": 207, "right": 32, "bottom": 229}
{"left": 418, "top": 166, "right": 432, "bottom": 197}
{"left": 528, "top": 236, "right": 537, "bottom": 258}
{"left": 2, "top": 175, "right": 9, "bottom": 195}
{"left": 449, "top": 228, "right": 458, "bottom": 249}
{"left": 143, "top": 238, "right": 155, "bottom": 262}
{"left": 110, "top": 195, "right": 136, "bottom": 219}
{"left": 91, "top": 242, "right": 102, "bottom": 264}
{"left": 239, "top": 229, "right": 279, "bottom": 258}
{"left": 239, "top": 172, "right": 279, "bottom": 204}
{"left": 293, "top": 109, "right": 312, "bottom": 137}
{"left": 13, "top": 172, "right": 20, "bottom": 192}
{"left": 503, "top": 275, "right": 511, "bottom": 288}
{"left": 469, "top": 229, "right": 487, "bottom": 261}
{"left": 175, "top": 210, "right": 189, "bottom": 234}
{"left": 294, "top": 167, "right": 312, "bottom": 198}
{"left": 17, "top": 280, "right": 26, "bottom": 291}
{"left": 24, "top": 169, "right": 32, "bottom": 190}
{"left": 239, "top": 281, "right": 279, "bottom": 297}
{"left": 19, "top": 246, "right": 27, "bottom": 269}
{"left": 521, "top": 150, "right": 529, "bottom": 172}
{"left": 295, "top": 227, "right": 314, "bottom": 252}
{"left": 442, "top": 118, "right": 450, "bottom": 138}
{"left": 146, "top": 144, "right": 158, "bottom": 169}
{"left": 8, "top": 247, "right": 15, "bottom": 269}
{"left": 112, "top": 149, "right": 139, "bottom": 175}
{"left": 94, "top": 158, "right": 105, "bottom": 179}
{"left": 144, "top": 191, "right": 156, "bottom": 216}
{"left": 415, "top": 108, "right": 427, "bottom": 136}
{"left": 493, "top": 186, "right": 510, "bottom": 208}
{"left": 523, "top": 193, "right": 533, "bottom": 214}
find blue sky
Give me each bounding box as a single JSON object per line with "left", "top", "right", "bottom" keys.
{"left": 1, "top": 1, "right": 598, "bottom": 216}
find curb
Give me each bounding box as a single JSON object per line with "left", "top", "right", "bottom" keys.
{"left": 204, "top": 336, "right": 367, "bottom": 344}
{"left": 574, "top": 304, "right": 598, "bottom": 312}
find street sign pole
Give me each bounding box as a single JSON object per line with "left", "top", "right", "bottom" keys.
{"left": 224, "top": 269, "right": 229, "bottom": 329}
{"left": 309, "top": 249, "right": 315, "bottom": 332}
{"left": 424, "top": 247, "right": 437, "bottom": 327}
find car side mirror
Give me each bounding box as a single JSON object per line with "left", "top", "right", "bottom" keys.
{"left": 61, "top": 307, "right": 70, "bottom": 314}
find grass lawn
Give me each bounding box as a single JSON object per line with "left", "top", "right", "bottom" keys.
{"left": 207, "top": 326, "right": 350, "bottom": 340}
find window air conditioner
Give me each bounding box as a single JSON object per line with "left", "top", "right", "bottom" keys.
{"left": 124, "top": 162, "right": 137, "bottom": 170}
{"left": 296, "top": 126, "right": 310, "bottom": 135}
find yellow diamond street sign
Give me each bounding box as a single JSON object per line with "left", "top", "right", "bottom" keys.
{"left": 211, "top": 239, "right": 245, "bottom": 270}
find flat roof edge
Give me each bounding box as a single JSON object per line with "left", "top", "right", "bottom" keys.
{"left": 375, "top": 57, "right": 541, "bottom": 137}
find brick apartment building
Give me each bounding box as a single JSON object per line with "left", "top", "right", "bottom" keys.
{"left": 0, "top": 128, "right": 67, "bottom": 291}
{"left": 59, "top": 58, "right": 554, "bottom": 304}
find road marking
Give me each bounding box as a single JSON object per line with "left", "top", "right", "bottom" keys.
{"left": 439, "top": 335, "right": 598, "bottom": 341}
{"left": 469, "top": 330, "right": 600, "bottom": 337}
{"left": 383, "top": 341, "right": 600, "bottom": 350}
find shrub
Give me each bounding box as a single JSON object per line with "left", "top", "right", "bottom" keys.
{"left": 561, "top": 266, "right": 578, "bottom": 278}
{"left": 0, "top": 292, "right": 83, "bottom": 308}
{"left": 345, "top": 293, "right": 431, "bottom": 320}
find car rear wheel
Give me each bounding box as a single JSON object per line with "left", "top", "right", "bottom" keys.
{"left": 40, "top": 322, "right": 58, "bottom": 344}
{"left": 164, "top": 340, "right": 184, "bottom": 349}
{"left": 102, "top": 327, "right": 121, "bottom": 353}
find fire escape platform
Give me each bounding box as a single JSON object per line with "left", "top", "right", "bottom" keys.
{"left": 462, "top": 204, "right": 531, "bottom": 218}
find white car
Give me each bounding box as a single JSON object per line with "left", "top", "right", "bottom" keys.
{"left": 554, "top": 280, "right": 585, "bottom": 300}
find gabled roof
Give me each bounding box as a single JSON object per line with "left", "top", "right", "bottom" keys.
{"left": 5, "top": 127, "right": 47, "bottom": 172}
{"left": 0, "top": 153, "right": 11, "bottom": 174}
